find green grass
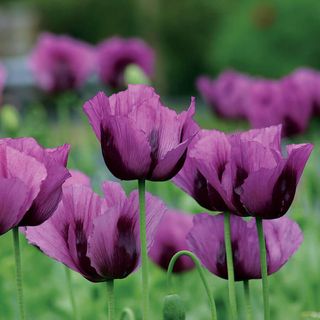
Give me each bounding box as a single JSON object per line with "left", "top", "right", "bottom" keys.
{"left": 0, "top": 95, "right": 320, "bottom": 319}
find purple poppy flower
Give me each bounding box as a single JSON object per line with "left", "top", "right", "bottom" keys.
{"left": 30, "top": 33, "right": 95, "bottom": 92}
{"left": 196, "top": 71, "right": 253, "bottom": 119}
{"left": 187, "top": 213, "right": 303, "bottom": 281}
{"left": 1, "top": 138, "right": 71, "bottom": 227}
{"left": 0, "top": 138, "right": 70, "bottom": 234}
{"left": 97, "top": 37, "right": 155, "bottom": 89}
{"left": 279, "top": 75, "right": 313, "bottom": 136}
{"left": 149, "top": 210, "right": 195, "bottom": 273}
{"left": 174, "top": 125, "right": 313, "bottom": 219}
{"left": 25, "top": 181, "right": 166, "bottom": 282}
{"left": 83, "top": 84, "right": 198, "bottom": 181}
{"left": 245, "top": 79, "right": 285, "bottom": 130}
{"left": 287, "top": 68, "right": 320, "bottom": 116}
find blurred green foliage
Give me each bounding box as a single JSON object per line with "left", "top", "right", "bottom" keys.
{"left": 0, "top": 94, "right": 320, "bottom": 319}
{"left": 2, "top": 0, "right": 320, "bottom": 93}
{"left": 211, "top": 0, "right": 320, "bottom": 78}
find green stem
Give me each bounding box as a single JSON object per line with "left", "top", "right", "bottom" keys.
{"left": 65, "top": 267, "right": 78, "bottom": 320}
{"left": 256, "top": 218, "right": 270, "bottom": 320}
{"left": 106, "top": 280, "right": 115, "bottom": 320}
{"left": 243, "top": 280, "right": 253, "bottom": 320}
{"left": 120, "top": 308, "right": 136, "bottom": 320}
{"left": 224, "top": 212, "right": 238, "bottom": 320}
{"left": 138, "top": 179, "right": 149, "bottom": 320}
{"left": 167, "top": 250, "right": 217, "bottom": 320}
{"left": 12, "top": 227, "right": 25, "bottom": 320}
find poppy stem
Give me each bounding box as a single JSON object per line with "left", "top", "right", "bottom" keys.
{"left": 243, "top": 280, "right": 253, "bottom": 320}
{"left": 256, "top": 218, "right": 270, "bottom": 320}
{"left": 167, "top": 250, "right": 217, "bottom": 320}
{"left": 138, "top": 179, "right": 149, "bottom": 320}
{"left": 65, "top": 266, "right": 78, "bottom": 320}
{"left": 106, "top": 280, "right": 115, "bottom": 320}
{"left": 224, "top": 212, "right": 238, "bottom": 320}
{"left": 12, "top": 227, "right": 25, "bottom": 320}
{"left": 120, "top": 307, "right": 136, "bottom": 320}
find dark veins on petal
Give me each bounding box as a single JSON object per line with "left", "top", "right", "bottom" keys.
{"left": 74, "top": 220, "right": 98, "bottom": 277}
{"left": 216, "top": 241, "right": 248, "bottom": 281}
{"left": 147, "top": 128, "right": 188, "bottom": 181}
{"left": 232, "top": 166, "right": 249, "bottom": 215}
{"left": 100, "top": 123, "right": 138, "bottom": 180}
{"left": 109, "top": 215, "right": 139, "bottom": 279}
{"left": 271, "top": 165, "right": 297, "bottom": 218}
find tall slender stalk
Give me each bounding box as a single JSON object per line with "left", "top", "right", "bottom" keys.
{"left": 167, "top": 250, "right": 217, "bottom": 320}
{"left": 224, "top": 212, "right": 238, "bottom": 320}
{"left": 243, "top": 280, "right": 253, "bottom": 320}
{"left": 256, "top": 218, "right": 270, "bottom": 320}
{"left": 65, "top": 266, "right": 78, "bottom": 320}
{"left": 106, "top": 280, "right": 115, "bottom": 320}
{"left": 138, "top": 179, "right": 149, "bottom": 320}
{"left": 12, "top": 227, "right": 25, "bottom": 320}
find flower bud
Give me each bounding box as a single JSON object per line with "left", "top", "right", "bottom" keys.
{"left": 163, "top": 294, "right": 186, "bottom": 320}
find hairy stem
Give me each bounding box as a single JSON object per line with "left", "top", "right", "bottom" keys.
{"left": 138, "top": 179, "right": 149, "bottom": 320}
{"left": 12, "top": 227, "right": 25, "bottom": 320}
{"left": 167, "top": 250, "right": 217, "bottom": 320}
{"left": 256, "top": 218, "right": 270, "bottom": 320}
{"left": 224, "top": 212, "right": 238, "bottom": 320}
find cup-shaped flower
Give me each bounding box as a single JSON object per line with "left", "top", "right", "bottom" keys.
{"left": 30, "top": 33, "right": 95, "bottom": 93}
{"left": 246, "top": 80, "right": 285, "bottom": 130}
{"left": 97, "top": 37, "right": 155, "bottom": 89}
{"left": 196, "top": 70, "right": 252, "bottom": 119}
{"left": 187, "top": 213, "right": 303, "bottom": 281}
{"left": 174, "top": 125, "right": 313, "bottom": 219}
{"left": 287, "top": 68, "right": 320, "bottom": 116}
{"left": 0, "top": 138, "right": 70, "bottom": 234}
{"left": 25, "top": 180, "right": 167, "bottom": 282}
{"left": 83, "top": 84, "right": 198, "bottom": 181}
{"left": 149, "top": 210, "right": 195, "bottom": 273}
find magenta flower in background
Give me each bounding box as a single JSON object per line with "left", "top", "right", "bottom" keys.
{"left": 174, "top": 125, "right": 313, "bottom": 219}
{"left": 287, "top": 68, "right": 320, "bottom": 115}
{"left": 149, "top": 210, "right": 195, "bottom": 273}
{"left": 30, "top": 33, "right": 95, "bottom": 93}
{"left": 196, "top": 70, "right": 252, "bottom": 118}
{"left": 187, "top": 213, "right": 303, "bottom": 281}
{"left": 280, "top": 74, "right": 313, "bottom": 136}
{"left": 97, "top": 37, "right": 155, "bottom": 89}
{"left": 0, "top": 138, "right": 70, "bottom": 235}
{"left": 83, "top": 84, "right": 198, "bottom": 181}
{"left": 245, "top": 79, "right": 285, "bottom": 131}
{"left": 25, "top": 180, "right": 166, "bottom": 282}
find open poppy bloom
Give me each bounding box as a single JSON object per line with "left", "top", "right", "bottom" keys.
{"left": 30, "top": 33, "right": 95, "bottom": 92}
{"left": 174, "top": 125, "right": 312, "bottom": 219}
{"left": 196, "top": 70, "right": 252, "bottom": 119}
{"left": 187, "top": 213, "right": 303, "bottom": 281}
{"left": 149, "top": 210, "right": 195, "bottom": 273}
{"left": 25, "top": 179, "right": 166, "bottom": 282}
{"left": 83, "top": 84, "right": 198, "bottom": 181}
{"left": 97, "top": 37, "right": 154, "bottom": 89}
{"left": 0, "top": 138, "right": 70, "bottom": 235}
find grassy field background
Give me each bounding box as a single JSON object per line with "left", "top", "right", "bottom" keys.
{"left": 0, "top": 94, "right": 320, "bottom": 320}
